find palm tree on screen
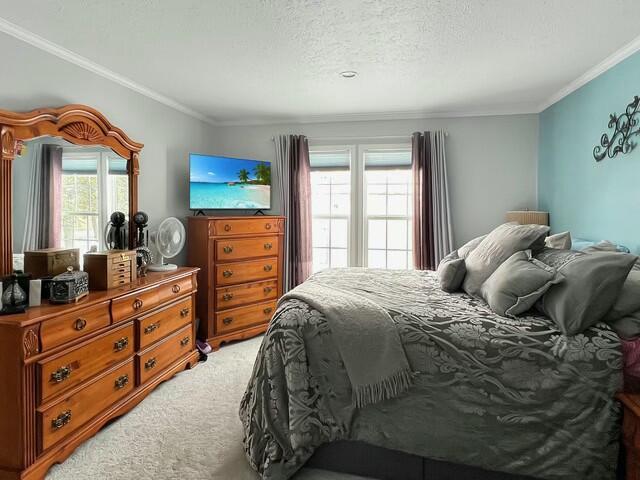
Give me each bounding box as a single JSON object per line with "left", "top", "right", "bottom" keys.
{"left": 238, "top": 169, "right": 250, "bottom": 183}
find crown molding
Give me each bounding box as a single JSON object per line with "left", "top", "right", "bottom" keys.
{"left": 538, "top": 33, "right": 640, "bottom": 112}
{"left": 0, "top": 16, "right": 217, "bottom": 126}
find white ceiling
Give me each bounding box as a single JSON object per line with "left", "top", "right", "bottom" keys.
{"left": 1, "top": 0, "right": 640, "bottom": 125}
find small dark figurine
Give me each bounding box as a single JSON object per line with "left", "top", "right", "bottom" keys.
{"left": 133, "top": 211, "right": 152, "bottom": 276}
{"left": 105, "top": 211, "right": 128, "bottom": 250}
{"left": 1, "top": 274, "right": 28, "bottom": 314}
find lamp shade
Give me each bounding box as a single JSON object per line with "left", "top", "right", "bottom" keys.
{"left": 505, "top": 210, "right": 549, "bottom": 226}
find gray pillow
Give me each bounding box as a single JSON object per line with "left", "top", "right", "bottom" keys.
{"left": 437, "top": 251, "right": 466, "bottom": 293}
{"left": 480, "top": 250, "right": 562, "bottom": 317}
{"left": 457, "top": 235, "right": 487, "bottom": 259}
{"left": 535, "top": 249, "right": 638, "bottom": 335}
{"left": 545, "top": 231, "right": 571, "bottom": 250}
{"left": 462, "top": 223, "right": 550, "bottom": 296}
{"left": 609, "top": 311, "right": 640, "bottom": 339}
{"left": 582, "top": 240, "right": 620, "bottom": 253}
{"left": 605, "top": 269, "right": 640, "bottom": 322}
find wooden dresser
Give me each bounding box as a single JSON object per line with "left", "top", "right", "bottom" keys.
{"left": 0, "top": 267, "right": 199, "bottom": 480}
{"left": 187, "top": 216, "right": 285, "bottom": 350}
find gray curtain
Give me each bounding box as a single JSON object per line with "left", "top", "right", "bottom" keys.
{"left": 22, "top": 144, "right": 63, "bottom": 251}
{"left": 411, "top": 131, "right": 453, "bottom": 269}
{"left": 273, "top": 134, "right": 312, "bottom": 291}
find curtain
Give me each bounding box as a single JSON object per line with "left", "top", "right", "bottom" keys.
{"left": 22, "top": 144, "right": 63, "bottom": 251}
{"left": 273, "top": 134, "right": 312, "bottom": 291}
{"left": 412, "top": 131, "right": 453, "bottom": 270}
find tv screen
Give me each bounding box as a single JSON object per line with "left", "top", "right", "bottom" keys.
{"left": 189, "top": 153, "right": 271, "bottom": 210}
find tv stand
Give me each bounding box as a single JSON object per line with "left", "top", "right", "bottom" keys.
{"left": 254, "top": 209, "right": 266, "bottom": 216}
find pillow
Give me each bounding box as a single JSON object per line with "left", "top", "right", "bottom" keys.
{"left": 535, "top": 249, "right": 638, "bottom": 335}
{"left": 572, "top": 238, "right": 631, "bottom": 253}
{"left": 609, "top": 311, "right": 640, "bottom": 339}
{"left": 462, "top": 223, "right": 550, "bottom": 296}
{"left": 545, "top": 231, "right": 571, "bottom": 250}
{"left": 457, "top": 235, "right": 487, "bottom": 259}
{"left": 480, "top": 250, "right": 562, "bottom": 317}
{"left": 437, "top": 251, "right": 466, "bottom": 293}
{"left": 605, "top": 269, "right": 640, "bottom": 322}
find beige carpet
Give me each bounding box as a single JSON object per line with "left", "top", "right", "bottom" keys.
{"left": 46, "top": 336, "right": 369, "bottom": 480}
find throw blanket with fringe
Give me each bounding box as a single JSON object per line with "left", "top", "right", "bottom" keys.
{"left": 280, "top": 276, "right": 412, "bottom": 408}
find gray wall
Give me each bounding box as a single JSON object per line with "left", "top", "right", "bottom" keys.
{"left": 1, "top": 32, "right": 216, "bottom": 265}
{"left": 212, "top": 115, "right": 539, "bottom": 247}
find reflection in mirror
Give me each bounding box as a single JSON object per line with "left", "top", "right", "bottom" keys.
{"left": 13, "top": 137, "right": 129, "bottom": 267}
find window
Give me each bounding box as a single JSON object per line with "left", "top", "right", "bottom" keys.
{"left": 61, "top": 150, "right": 129, "bottom": 256}
{"left": 309, "top": 145, "right": 413, "bottom": 271}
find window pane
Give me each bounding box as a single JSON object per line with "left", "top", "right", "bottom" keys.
{"left": 313, "top": 248, "right": 330, "bottom": 273}
{"left": 332, "top": 193, "right": 350, "bottom": 215}
{"left": 367, "top": 193, "right": 386, "bottom": 215}
{"left": 368, "top": 220, "right": 386, "bottom": 249}
{"left": 312, "top": 218, "right": 330, "bottom": 248}
{"left": 330, "top": 218, "right": 348, "bottom": 248}
{"left": 387, "top": 219, "right": 408, "bottom": 250}
{"left": 387, "top": 194, "right": 407, "bottom": 216}
{"left": 407, "top": 251, "right": 414, "bottom": 269}
{"left": 330, "top": 249, "right": 348, "bottom": 268}
{"left": 387, "top": 250, "right": 407, "bottom": 269}
{"left": 368, "top": 249, "right": 386, "bottom": 268}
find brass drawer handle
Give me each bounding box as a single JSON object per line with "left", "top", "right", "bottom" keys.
{"left": 172, "top": 284, "right": 181, "bottom": 294}
{"left": 114, "top": 374, "right": 129, "bottom": 390}
{"left": 144, "top": 322, "right": 160, "bottom": 334}
{"left": 145, "top": 357, "right": 157, "bottom": 370}
{"left": 120, "top": 254, "right": 129, "bottom": 261}
{"left": 263, "top": 286, "right": 273, "bottom": 294}
{"left": 264, "top": 243, "right": 272, "bottom": 250}
{"left": 263, "top": 265, "right": 273, "bottom": 272}
{"left": 265, "top": 223, "right": 272, "bottom": 230}
{"left": 223, "top": 317, "right": 233, "bottom": 325}
{"left": 224, "top": 224, "right": 231, "bottom": 232}
{"left": 180, "top": 308, "right": 190, "bottom": 317}
{"left": 114, "top": 337, "right": 129, "bottom": 352}
{"left": 264, "top": 307, "right": 273, "bottom": 314}
{"left": 50, "top": 366, "right": 71, "bottom": 383}
{"left": 222, "top": 293, "right": 233, "bottom": 301}
{"left": 223, "top": 246, "right": 233, "bottom": 254}
{"left": 132, "top": 298, "right": 144, "bottom": 310}
{"left": 180, "top": 336, "right": 190, "bottom": 347}
{"left": 51, "top": 410, "right": 72, "bottom": 430}
{"left": 74, "top": 318, "right": 87, "bottom": 331}
{"left": 223, "top": 270, "right": 233, "bottom": 278}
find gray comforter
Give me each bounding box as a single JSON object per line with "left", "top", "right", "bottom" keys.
{"left": 239, "top": 268, "right": 622, "bottom": 480}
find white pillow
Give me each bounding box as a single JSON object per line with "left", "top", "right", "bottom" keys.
{"left": 545, "top": 231, "right": 571, "bottom": 250}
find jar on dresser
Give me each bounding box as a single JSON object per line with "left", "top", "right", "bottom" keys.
{"left": 187, "top": 216, "right": 285, "bottom": 350}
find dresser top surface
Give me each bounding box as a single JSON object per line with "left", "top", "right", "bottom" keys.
{"left": 187, "top": 215, "right": 285, "bottom": 221}
{"left": 0, "top": 267, "right": 199, "bottom": 327}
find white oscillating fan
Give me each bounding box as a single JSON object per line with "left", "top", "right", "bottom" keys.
{"left": 148, "top": 217, "right": 186, "bottom": 272}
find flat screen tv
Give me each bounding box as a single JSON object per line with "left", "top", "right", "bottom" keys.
{"left": 189, "top": 153, "right": 271, "bottom": 210}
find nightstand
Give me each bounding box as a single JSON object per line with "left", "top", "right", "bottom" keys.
{"left": 619, "top": 393, "right": 640, "bottom": 479}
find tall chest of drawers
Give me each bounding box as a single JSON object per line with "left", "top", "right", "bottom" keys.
{"left": 187, "top": 216, "right": 285, "bottom": 350}
{"left": 0, "top": 267, "right": 199, "bottom": 480}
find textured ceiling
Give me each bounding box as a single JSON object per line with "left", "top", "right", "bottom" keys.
{"left": 1, "top": 0, "right": 640, "bottom": 124}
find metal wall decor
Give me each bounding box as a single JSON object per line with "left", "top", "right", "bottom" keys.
{"left": 593, "top": 95, "right": 640, "bottom": 161}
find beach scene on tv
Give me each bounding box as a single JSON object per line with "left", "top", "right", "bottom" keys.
{"left": 190, "top": 154, "right": 271, "bottom": 209}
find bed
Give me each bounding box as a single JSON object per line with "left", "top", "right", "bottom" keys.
{"left": 239, "top": 268, "right": 622, "bottom": 480}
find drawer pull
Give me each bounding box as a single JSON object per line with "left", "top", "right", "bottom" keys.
{"left": 223, "top": 270, "right": 233, "bottom": 278}
{"left": 74, "top": 318, "right": 87, "bottom": 331}
{"left": 264, "top": 243, "right": 273, "bottom": 250}
{"left": 114, "top": 374, "right": 129, "bottom": 390}
{"left": 172, "top": 284, "right": 181, "bottom": 294}
{"left": 264, "top": 286, "right": 273, "bottom": 294}
{"left": 223, "top": 246, "right": 233, "bottom": 254}
{"left": 223, "top": 317, "right": 233, "bottom": 325}
{"left": 50, "top": 366, "right": 72, "bottom": 383}
{"left": 180, "top": 336, "right": 190, "bottom": 347}
{"left": 264, "top": 265, "right": 273, "bottom": 272}
{"left": 222, "top": 293, "right": 233, "bottom": 301}
{"left": 224, "top": 224, "right": 232, "bottom": 232}
{"left": 264, "top": 307, "right": 273, "bottom": 314}
{"left": 144, "top": 322, "right": 160, "bottom": 334}
{"left": 120, "top": 254, "right": 129, "bottom": 261}
{"left": 180, "top": 308, "right": 190, "bottom": 317}
{"left": 145, "top": 357, "right": 157, "bottom": 370}
{"left": 51, "top": 410, "right": 72, "bottom": 430}
{"left": 114, "top": 337, "right": 129, "bottom": 352}
{"left": 132, "top": 298, "right": 144, "bottom": 310}
{"left": 265, "top": 223, "right": 272, "bottom": 230}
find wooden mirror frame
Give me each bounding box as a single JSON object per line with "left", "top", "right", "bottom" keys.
{"left": 0, "top": 104, "right": 144, "bottom": 276}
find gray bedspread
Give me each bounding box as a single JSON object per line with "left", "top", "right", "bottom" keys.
{"left": 239, "top": 268, "right": 622, "bottom": 480}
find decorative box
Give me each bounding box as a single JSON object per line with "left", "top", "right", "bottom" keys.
{"left": 24, "top": 248, "right": 80, "bottom": 279}
{"left": 50, "top": 267, "right": 89, "bottom": 304}
{"left": 83, "top": 250, "right": 137, "bottom": 290}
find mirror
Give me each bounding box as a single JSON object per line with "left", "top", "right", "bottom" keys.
{"left": 12, "top": 137, "right": 130, "bottom": 268}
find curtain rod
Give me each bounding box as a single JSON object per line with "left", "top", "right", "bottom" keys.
{"left": 271, "top": 132, "right": 448, "bottom": 141}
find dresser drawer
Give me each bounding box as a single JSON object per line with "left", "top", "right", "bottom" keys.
{"left": 38, "top": 360, "right": 134, "bottom": 452}
{"left": 137, "top": 324, "right": 193, "bottom": 384}
{"left": 40, "top": 301, "right": 111, "bottom": 351}
{"left": 111, "top": 286, "right": 160, "bottom": 323}
{"left": 216, "top": 236, "right": 279, "bottom": 261}
{"left": 216, "top": 257, "right": 278, "bottom": 286}
{"left": 137, "top": 297, "right": 193, "bottom": 349}
{"left": 211, "top": 218, "right": 281, "bottom": 237}
{"left": 39, "top": 323, "right": 134, "bottom": 404}
{"left": 216, "top": 280, "right": 277, "bottom": 310}
{"left": 216, "top": 301, "right": 276, "bottom": 334}
{"left": 158, "top": 275, "right": 194, "bottom": 304}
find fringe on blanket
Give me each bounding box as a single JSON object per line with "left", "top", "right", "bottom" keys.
{"left": 353, "top": 368, "right": 414, "bottom": 408}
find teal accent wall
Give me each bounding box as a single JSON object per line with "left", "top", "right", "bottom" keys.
{"left": 538, "top": 51, "right": 640, "bottom": 252}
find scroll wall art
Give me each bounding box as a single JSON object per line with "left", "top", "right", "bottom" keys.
{"left": 593, "top": 95, "right": 640, "bottom": 161}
